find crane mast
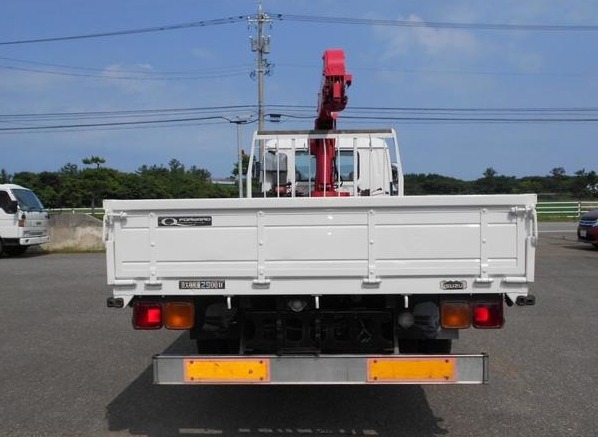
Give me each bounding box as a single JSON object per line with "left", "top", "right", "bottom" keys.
{"left": 310, "top": 49, "right": 352, "bottom": 197}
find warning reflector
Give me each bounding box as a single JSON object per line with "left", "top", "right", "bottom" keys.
{"left": 184, "top": 358, "right": 270, "bottom": 383}
{"left": 367, "top": 358, "right": 456, "bottom": 383}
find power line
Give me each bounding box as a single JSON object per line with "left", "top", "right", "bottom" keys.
{"left": 0, "top": 57, "right": 250, "bottom": 77}
{"left": 275, "top": 62, "right": 598, "bottom": 78}
{"left": 2, "top": 111, "right": 598, "bottom": 134}
{"left": 340, "top": 115, "right": 598, "bottom": 123}
{"left": 2, "top": 11, "right": 595, "bottom": 47}
{"left": 0, "top": 115, "right": 260, "bottom": 133}
{"left": 0, "top": 16, "right": 247, "bottom": 45}
{"left": 0, "top": 105, "right": 258, "bottom": 120}
{"left": 2, "top": 54, "right": 593, "bottom": 83}
{"left": 0, "top": 64, "right": 251, "bottom": 81}
{"left": 277, "top": 14, "right": 598, "bottom": 32}
{"left": 3, "top": 104, "right": 598, "bottom": 121}
{"left": 268, "top": 104, "right": 598, "bottom": 113}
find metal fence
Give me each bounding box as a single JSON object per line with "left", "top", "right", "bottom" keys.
{"left": 49, "top": 208, "right": 103, "bottom": 216}
{"left": 536, "top": 201, "right": 598, "bottom": 218}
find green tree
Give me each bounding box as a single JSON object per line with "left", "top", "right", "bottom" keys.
{"left": 81, "top": 156, "right": 107, "bottom": 213}
{"left": 56, "top": 163, "right": 82, "bottom": 208}
{"left": 12, "top": 172, "right": 40, "bottom": 191}
{"left": 548, "top": 167, "right": 568, "bottom": 196}
{"left": 571, "top": 169, "right": 598, "bottom": 199}
{"left": 404, "top": 173, "right": 468, "bottom": 195}
{"left": 0, "top": 169, "right": 10, "bottom": 183}
{"left": 483, "top": 167, "right": 497, "bottom": 179}
{"left": 230, "top": 152, "right": 251, "bottom": 178}
{"left": 514, "top": 177, "right": 543, "bottom": 195}
{"left": 60, "top": 163, "right": 79, "bottom": 175}
{"left": 473, "top": 168, "right": 516, "bottom": 194}
{"left": 82, "top": 155, "right": 106, "bottom": 169}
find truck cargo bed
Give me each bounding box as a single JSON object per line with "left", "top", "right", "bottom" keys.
{"left": 104, "top": 194, "right": 536, "bottom": 305}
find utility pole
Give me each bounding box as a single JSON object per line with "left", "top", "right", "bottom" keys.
{"left": 249, "top": 1, "right": 271, "bottom": 157}
{"left": 232, "top": 117, "right": 248, "bottom": 198}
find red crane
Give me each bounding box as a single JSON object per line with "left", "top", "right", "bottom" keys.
{"left": 310, "top": 49, "right": 352, "bottom": 197}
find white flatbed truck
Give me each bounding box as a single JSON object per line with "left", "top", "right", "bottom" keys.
{"left": 104, "top": 50, "right": 536, "bottom": 385}
{"left": 104, "top": 129, "right": 537, "bottom": 385}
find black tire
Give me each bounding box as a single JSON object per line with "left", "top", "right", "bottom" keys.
{"left": 399, "top": 339, "right": 452, "bottom": 354}
{"left": 4, "top": 246, "right": 28, "bottom": 256}
{"left": 0, "top": 238, "right": 4, "bottom": 257}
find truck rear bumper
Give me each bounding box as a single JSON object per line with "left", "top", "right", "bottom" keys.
{"left": 19, "top": 236, "right": 49, "bottom": 246}
{"left": 153, "top": 353, "right": 488, "bottom": 385}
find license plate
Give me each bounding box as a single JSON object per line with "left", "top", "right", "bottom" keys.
{"left": 179, "top": 279, "right": 225, "bottom": 290}
{"left": 367, "top": 358, "right": 456, "bottom": 383}
{"left": 184, "top": 359, "right": 270, "bottom": 383}
{"left": 580, "top": 229, "right": 587, "bottom": 238}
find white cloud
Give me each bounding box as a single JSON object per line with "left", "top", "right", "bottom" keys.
{"left": 100, "top": 64, "right": 160, "bottom": 93}
{"left": 101, "top": 63, "right": 155, "bottom": 77}
{"left": 376, "top": 14, "right": 479, "bottom": 60}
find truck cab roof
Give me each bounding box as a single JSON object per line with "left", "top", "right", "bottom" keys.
{"left": 0, "top": 184, "right": 29, "bottom": 191}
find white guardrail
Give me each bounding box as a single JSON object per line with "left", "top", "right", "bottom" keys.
{"left": 536, "top": 201, "right": 598, "bottom": 218}
{"left": 49, "top": 208, "right": 104, "bottom": 215}
{"left": 50, "top": 201, "right": 598, "bottom": 219}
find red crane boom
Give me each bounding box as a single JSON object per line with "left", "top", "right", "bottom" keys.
{"left": 310, "top": 49, "right": 352, "bottom": 197}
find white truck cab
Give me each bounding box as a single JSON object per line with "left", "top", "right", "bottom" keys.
{"left": 0, "top": 184, "right": 49, "bottom": 256}
{"left": 250, "top": 129, "right": 404, "bottom": 198}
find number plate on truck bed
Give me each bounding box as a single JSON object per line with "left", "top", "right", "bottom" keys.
{"left": 179, "top": 280, "right": 225, "bottom": 290}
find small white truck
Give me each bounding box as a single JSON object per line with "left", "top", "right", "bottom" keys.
{"left": 104, "top": 50, "right": 537, "bottom": 385}
{"left": 0, "top": 183, "right": 49, "bottom": 257}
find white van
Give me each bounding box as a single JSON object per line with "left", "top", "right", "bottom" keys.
{"left": 0, "top": 184, "right": 49, "bottom": 256}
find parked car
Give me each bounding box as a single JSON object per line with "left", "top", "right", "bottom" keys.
{"left": 577, "top": 209, "right": 598, "bottom": 248}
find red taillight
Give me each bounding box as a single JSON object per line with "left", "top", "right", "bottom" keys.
{"left": 473, "top": 300, "right": 504, "bottom": 329}
{"left": 133, "top": 302, "right": 163, "bottom": 329}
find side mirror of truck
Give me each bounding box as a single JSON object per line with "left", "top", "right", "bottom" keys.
{"left": 5, "top": 200, "right": 18, "bottom": 214}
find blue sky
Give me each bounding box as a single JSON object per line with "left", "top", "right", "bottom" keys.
{"left": 1, "top": 0, "right": 597, "bottom": 180}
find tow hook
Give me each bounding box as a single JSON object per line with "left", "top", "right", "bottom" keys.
{"left": 106, "top": 297, "right": 125, "bottom": 308}
{"left": 516, "top": 295, "right": 536, "bottom": 306}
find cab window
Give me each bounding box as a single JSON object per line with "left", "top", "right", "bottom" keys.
{"left": 338, "top": 151, "right": 358, "bottom": 181}
{"left": 12, "top": 189, "right": 44, "bottom": 212}
{"left": 295, "top": 150, "right": 358, "bottom": 182}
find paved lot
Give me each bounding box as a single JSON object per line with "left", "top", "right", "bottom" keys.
{"left": 0, "top": 223, "right": 596, "bottom": 436}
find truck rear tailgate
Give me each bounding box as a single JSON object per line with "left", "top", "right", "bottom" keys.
{"left": 104, "top": 194, "right": 536, "bottom": 302}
